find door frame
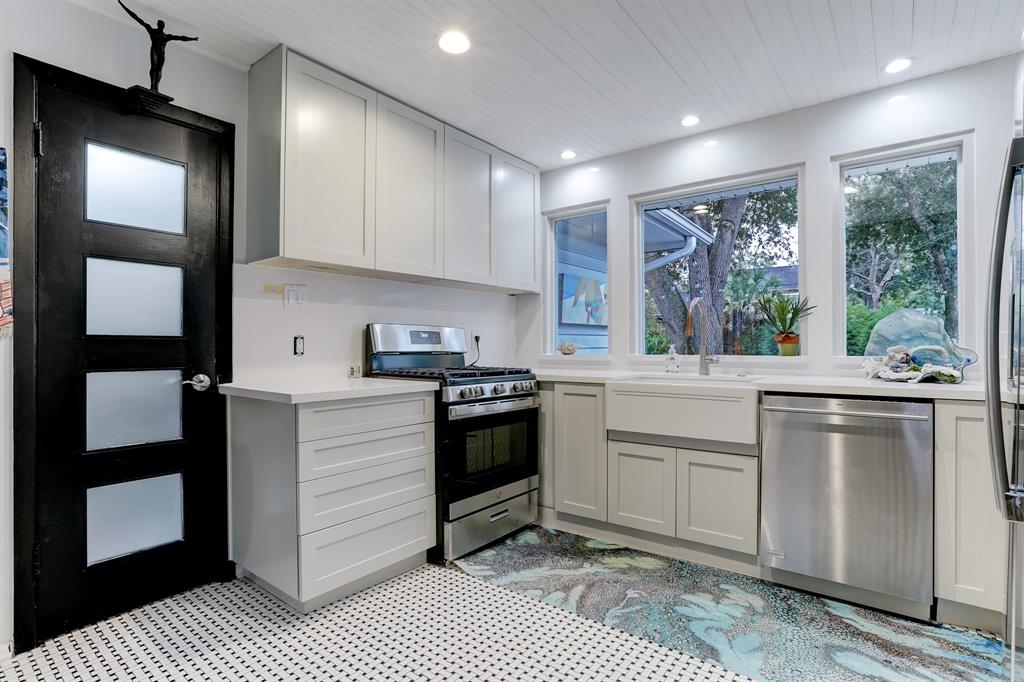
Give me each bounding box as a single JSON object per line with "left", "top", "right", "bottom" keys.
{"left": 12, "top": 54, "right": 234, "bottom": 652}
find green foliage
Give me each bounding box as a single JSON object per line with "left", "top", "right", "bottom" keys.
{"left": 755, "top": 295, "right": 816, "bottom": 336}
{"left": 845, "top": 297, "right": 901, "bottom": 356}
{"left": 844, "top": 157, "right": 958, "bottom": 341}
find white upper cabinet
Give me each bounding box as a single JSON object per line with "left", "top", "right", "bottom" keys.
{"left": 246, "top": 46, "right": 540, "bottom": 293}
{"left": 443, "top": 127, "right": 498, "bottom": 286}
{"left": 493, "top": 152, "right": 541, "bottom": 292}
{"left": 375, "top": 96, "right": 444, "bottom": 278}
{"left": 283, "top": 52, "right": 376, "bottom": 268}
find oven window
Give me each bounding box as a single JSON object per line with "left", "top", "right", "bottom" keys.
{"left": 466, "top": 422, "right": 525, "bottom": 474}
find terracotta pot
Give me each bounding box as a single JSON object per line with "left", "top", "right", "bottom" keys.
{"left": 773, "top": 332, "right": 799, "bottom": 356}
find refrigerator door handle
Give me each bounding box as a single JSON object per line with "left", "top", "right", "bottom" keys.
{"left": 986, "top": 140, "right": 1024, "bottom": 522}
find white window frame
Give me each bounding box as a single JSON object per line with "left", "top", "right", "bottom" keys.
{"left": 542, "top": 200, "right": 612, "bottom": 363}
{"left": 831, "top": 134, "right": 972, "bottom": 364}
{"left": 628, "top": 165, "right": 806, "bottom": 365}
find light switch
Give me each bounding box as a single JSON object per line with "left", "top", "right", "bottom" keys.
{"left": 283, "top": 284, "right": 307, "bottom": 309}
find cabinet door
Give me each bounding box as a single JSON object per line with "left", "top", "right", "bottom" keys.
{"left": 935, "top": 401, "right": 1008, "bottom": 612}
{"left": 494, "top": 152, "right": 541, "bottom": 292}
{"left": 676, "top": 449, "right": 758, "bottom": 554}
{"left": 283, "top": 52, "right": 376, "bottom": 268}
{"left": 375, "top": 96, "right": 444, "bottom": 278}
{"left": 443, "top": 127, "right": 497, "bottom": 285}
{"left": 554, "top": 384, "right": 607, "bottom": 521}
{"left": 608, "top": 441, "right": 676, "bottom": 535}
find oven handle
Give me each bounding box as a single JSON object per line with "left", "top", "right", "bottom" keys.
{"left": 448, "top": 396, "right": 540, "bottom": 421}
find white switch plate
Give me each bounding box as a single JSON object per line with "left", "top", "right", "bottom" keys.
{"left": 283, "top": 284, "right": 307, "bottom": 309}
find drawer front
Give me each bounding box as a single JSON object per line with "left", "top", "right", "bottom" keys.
{"left": 298, "top": 455, "right": 435, "bottom": 534}
{"left": 296, "top": 392, "right": 434, "bottom": 442}
{"left": 299, "top": 497, "right": 435, "bottom": 601}
{"left": 297, "top": 422, "right": 434, "bottom": 482}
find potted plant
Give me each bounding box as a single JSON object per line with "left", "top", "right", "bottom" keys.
{"left": 755, "top": 295, "right": 817, "bottom": 356}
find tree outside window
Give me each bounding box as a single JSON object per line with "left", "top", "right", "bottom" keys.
{"left": 643, "top": 179, "right": 799, "bottom": 355}
{"left": 843, "top": 150, "right": 958, "bottom": 355}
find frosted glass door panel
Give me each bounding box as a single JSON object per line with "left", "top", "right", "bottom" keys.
{"left": 85, "top": 142, "right": 186, "bottom": 233}
{"left": 86, "top": 370, "right": 182, "bottom": 451}
{"left": 86, "top": 473, "right": 183, "bottom": 565}
{"left": 86, "top": 258, "right": 183, "bottom": 336}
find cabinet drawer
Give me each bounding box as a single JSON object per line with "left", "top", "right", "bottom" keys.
{"left": 296, "top": 393, "right": 434, "bottom": 442}
{"left": 297, "top": 422, "right": 434, "bottom": 482}
{"left": 298, "top": 455, "right": 435, "bottom": 534}
{"left": 299, "top": 497, "right": 435, "bottom": 601}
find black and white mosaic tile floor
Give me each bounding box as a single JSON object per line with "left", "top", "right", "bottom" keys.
{"left": 0, "top": 564, "right": 749, "bottom": 682}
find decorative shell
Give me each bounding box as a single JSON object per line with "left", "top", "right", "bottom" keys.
{"left": 557, "top": 343, "right": 578, "bottom": 356}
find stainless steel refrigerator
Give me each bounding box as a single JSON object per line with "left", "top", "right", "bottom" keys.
{"left": 987, "top": 136, "right": 1024, "bottom": 680}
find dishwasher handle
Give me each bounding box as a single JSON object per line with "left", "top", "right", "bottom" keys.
{"left": 762, "top": 405, "right": 930, "bottom": 422}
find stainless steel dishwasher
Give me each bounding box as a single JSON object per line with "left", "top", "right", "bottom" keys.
{"left": 760, "top": 394, "right": 933, "bottom": 605}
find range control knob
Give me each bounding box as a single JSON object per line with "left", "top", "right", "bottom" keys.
{"left": 492, "top": 383, "right": 507, "bottom": 395}
{"left": 473, "top": 386, "right": 484, "bottom": 397}
{"left": 459, "top": 387, "right": 473, "bottom": 399}
{"left": 511, "top": 382, "right": 522, "bottom": 393}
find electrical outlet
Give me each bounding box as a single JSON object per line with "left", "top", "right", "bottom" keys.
{"left": 348, "top": 364, "right": 361, "bottom": 378}
{"left": 293, "top": 335, "right": 304, "bottom": 356}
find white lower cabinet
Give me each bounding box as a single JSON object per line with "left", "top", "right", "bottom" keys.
{"left": 676, "top": 448, "right": 759, "bottom": 554}
{"left": 299, "top": 496, "right": 435, "bottom": 602}
{"left": 230, "top": 393, "right": 436, "bottom": 611}
{"left": 608, "top": 441, "right": 676, "bottom": 535}
{"left": 554, "top": 384, "right": 607, "bottom": 521}
{"left": 935, "top": 400, "right": 1008, "bottom": 612}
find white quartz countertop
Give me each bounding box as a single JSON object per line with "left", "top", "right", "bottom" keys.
{"left": 535, "top": 369, "right": 986, "bottom": 401}
{"left": 218, "top": 376, "right": 439, "bottom": 404}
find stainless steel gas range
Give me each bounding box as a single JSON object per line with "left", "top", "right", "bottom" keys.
{"left": 365, "top": 323, "right": 539, "bottom": 562}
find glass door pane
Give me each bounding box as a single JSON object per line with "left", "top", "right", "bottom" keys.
{"left": 85, "top": 370, "right": 182, "bottom": 451}
{"left": 86, "top": 474, "right": 183, "bottom": 565}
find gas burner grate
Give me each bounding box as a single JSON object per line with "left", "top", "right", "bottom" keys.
{"left": 373, "top": 366, "right": 534, "bottom": 384}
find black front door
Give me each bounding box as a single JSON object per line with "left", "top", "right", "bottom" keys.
{"left": 13, "top": 56, "right": 234, "bottom": 650}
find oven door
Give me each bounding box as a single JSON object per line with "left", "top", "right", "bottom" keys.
{"left": 440, "top": 398, "right": 539, "bottom": 516}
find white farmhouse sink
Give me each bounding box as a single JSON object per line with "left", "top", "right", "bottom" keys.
{"left": 605, "top": 374, "right": 759, "bottom": 445}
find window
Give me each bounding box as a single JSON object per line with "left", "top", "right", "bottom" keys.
{"left": 842, "top": 150, "right": 959, "bottom": 355}
{"left": 642, "top": 178, "right": 799, "bottom": 355}
{"left": 553, "top": 210, "right": 608, "bottom": 355}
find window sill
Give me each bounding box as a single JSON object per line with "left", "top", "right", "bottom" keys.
{"left": 536, "top": 354, "right": 613, "bottom": 368}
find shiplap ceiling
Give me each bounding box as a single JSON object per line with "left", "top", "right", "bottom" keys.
{"left": 79, "top": 0, "right": 1024, "bottom": 170}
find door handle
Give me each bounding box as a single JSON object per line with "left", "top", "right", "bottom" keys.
{"left": 182, "top": 373, "right": 212, "bottom": 392}
{"left": 489, "top": 509, "right": 511, "bottom": 523}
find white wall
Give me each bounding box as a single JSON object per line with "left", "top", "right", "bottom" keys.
{"left": 232, "top": 263, "right": 517, "bottom": 379}
{"left": 520, "top": 55, "right": 1020, "bottom": 377}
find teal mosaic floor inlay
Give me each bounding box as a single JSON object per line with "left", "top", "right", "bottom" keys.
{"left": 455, "top": 526, "right": 1013, "bottom": 681}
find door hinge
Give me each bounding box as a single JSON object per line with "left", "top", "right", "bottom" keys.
{"left": 33, "top": 121, "right": 44, "bottom": 157}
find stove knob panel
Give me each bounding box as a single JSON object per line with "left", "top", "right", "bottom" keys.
{"left": 493, "top": 383, "right": 507, "bottom": 395}
{"left": 459, "top": 387, "right": 473, "bottom": 399}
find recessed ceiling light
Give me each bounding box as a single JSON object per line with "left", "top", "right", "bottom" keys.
{"left": 692, "top": 204, "right": 709, "bottom": 211}
{"left": 888, "top": 94, "right": 908, "bottom": 104}
{"left": 438, "top": 30, "right": 471, "bottom": 54}
{"left": 588, "top": 166, "right": 601, "bottom": 173}
{"left": 694, "top": 208, "right": 710, "bottom": 215}
{"left": 560, "top": 150, "right": 576, "bottom": 160}
{"left": 681, "top": 114, "right": 701, "bottom": 127}
{"left": 843, "top": 186, "right": 858, "bottom": 195}
{"left": 704, "top": 140, "right": 718, "bottom": 148}
{"left": 884, "top": 57, "right": 913, "bottom": 74}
